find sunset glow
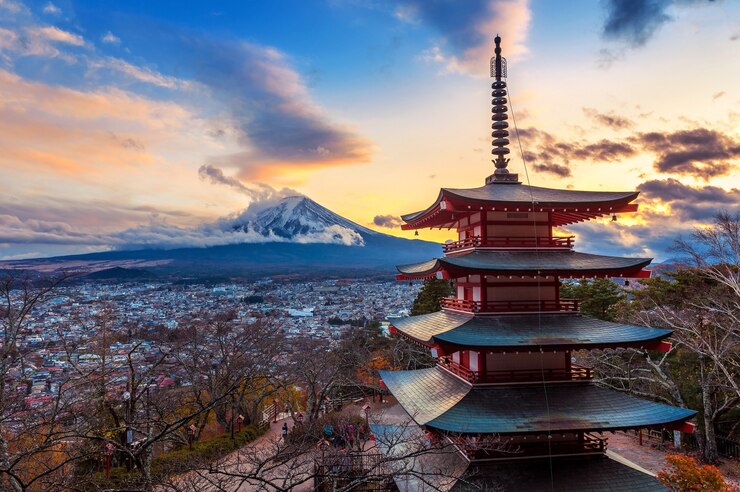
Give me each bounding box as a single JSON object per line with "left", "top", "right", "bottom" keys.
{"left": 0, "top": 0, "right": 738, "bottom": 260}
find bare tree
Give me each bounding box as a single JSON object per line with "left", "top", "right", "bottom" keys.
{"left": 175, "top": 312, "right": 285, "bottom": 439}
{"left": 591, "top": 213, "right": 739, "bottom": 463}
{"left": 0, "top": 271, "right": 90, "bottom": 491}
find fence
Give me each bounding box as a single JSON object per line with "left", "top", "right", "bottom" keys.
{"left": 681, "top": 433, "right": 739, "bottom": 459}
{"left": 313, "top": 452, "right": 393, "bottom": 492}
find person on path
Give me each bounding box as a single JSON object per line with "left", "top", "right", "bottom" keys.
{"left": 281, "top": 422, "right": 288, "bottom": 442}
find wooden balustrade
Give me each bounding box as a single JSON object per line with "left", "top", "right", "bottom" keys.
{"left": 444, "top": 236, "right": 574, "bottom": 253}
{"left": 437, "top": 359, "right": 593, "bottom": 384}
{"left": 440, "top": 297, "right": 580, "bottom": 314}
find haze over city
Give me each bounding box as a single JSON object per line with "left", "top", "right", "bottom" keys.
{"left": 0, "top": 0, "right": 738, "bottom": 261}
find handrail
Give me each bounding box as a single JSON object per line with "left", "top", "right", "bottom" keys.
{"left": 437, "top": 360, "right": 593, "bottom": 384}
{"left": 444, "top": 236, "right": 574, "bottom": 253}
{"left": 440, "top": 297, "right": 580, "bottom": 314}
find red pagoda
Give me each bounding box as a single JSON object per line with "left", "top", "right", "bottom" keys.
{"left": 375, "top": 36, "right": 696, "bottom": 491}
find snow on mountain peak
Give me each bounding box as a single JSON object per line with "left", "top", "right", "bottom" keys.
{"left": 228, "top": 196, "right": 376, "bottom": 246}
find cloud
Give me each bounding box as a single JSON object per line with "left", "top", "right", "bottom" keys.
{"left": 0, "top": 199, "right": 366, "bottom": 252}
{"left": 373, "top": 215, "right": 404, "bottom": 228}
{"left": 602, "top": 0, "right": 719, "bottom": 47}
{"left": 567, "top": 178, "right": 738, "bottom": 260}
{"left": 518, "top": 124, "right": 738, "bottom": 180}
{"left": 516, "top": 127, "right": 636, "bottom": 177}
{"left": 87, "top": 57, "right": 186, "bottom": 89}
{"left": 637, "top": 178, "right": 740, "bottom": 221}
{"left": 410, "top": 0, "right": 531, "bottom": 75}
{"left": 393, "top": 4, "right": 419, "bottom": 23}
{"left": 184, "top": 38, "right": 373, "bottom": 180}
{"left": 631, "top": 128, "right": 740, "bottom": 178}
{"left": 197, "top": 164, "right": 300, "bottom": 208}
{"left": 31, "top": 26, "right": 84, "bottom": 46}
{"left": 602, "top": 0, "right": 672, "bottom": 47}
{"left": 582, "top": 107, "right": 634, "bottom": 129}
{"left": 0, "top": 24, "right": 85, "bottom": 62}
{"left": 0, "top": 0, "right": 25, "bottom": 14}
{"left": 532, "top": 163, "right": 571, "bottom": 177}
{"left": 101, "top": 31, "right": 121, "bottom": 45}
{"left": 42, "top": 2, "right": 60, "bottom": 15}
{"left": 0, "top": 9, "right": 372, "bottom": 184}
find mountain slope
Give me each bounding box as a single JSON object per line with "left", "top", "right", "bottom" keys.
{"left": 7, "top": 196, "right": 441, "bottom": 277}
{"left": 235, "top": 196, "right": 377, "bottom": 240}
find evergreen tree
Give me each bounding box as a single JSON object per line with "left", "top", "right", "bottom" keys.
{"left": 560, "top": 277, "right": 624, "bottom": 321}
{"left": 410, "top": 279, "right": 454, "bottom": 315}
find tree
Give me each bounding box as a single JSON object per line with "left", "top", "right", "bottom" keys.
{"left": 175, "top": 312, "right": 284, "bottom": 434}
{"left": 560, "top": 277, "right": 624, "bottom": 321}
{"left": 591, "top": 213, "right": 740, "bottom": 463}
{"left": 0, "top": 271, "right": 84, "bottom": 491}
{"left": 658, "top": 454, "right": 734, "bottom": 492}
{"left": 410, "top": 279, "right": 454, "bottom": 316}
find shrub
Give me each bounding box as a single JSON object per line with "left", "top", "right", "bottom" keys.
{"left": 658, "top": 454, "right": 735, "bottom": 492}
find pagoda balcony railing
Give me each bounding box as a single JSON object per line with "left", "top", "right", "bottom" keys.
{"left": 456, "top": 432, "right": 606, "bottom": 460}
{"left": 438, "top": 359, "right": 593, "bottom": 384}
{"left": 444, "top": 236, "right": 574, "bottom": 254}
{"left": 440, "top": 297, "right": 580, "bottom": 314}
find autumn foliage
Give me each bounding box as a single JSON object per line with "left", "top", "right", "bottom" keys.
{"left": 657, "top": 454, "right": 736, "bottom": 492}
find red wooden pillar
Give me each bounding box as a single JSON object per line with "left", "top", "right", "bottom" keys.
{"left": 481, "top": 275, "right": 488, "bottom": 313}
{"left": 480, "top": 214, "right": 488, "bottom": 246}
{"left": 478, "top": 350, "right": 488, "bottom": 382}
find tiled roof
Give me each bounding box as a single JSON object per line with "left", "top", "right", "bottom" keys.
{"left": 397, "top": 250, "right": 651, "bottom": 277}
{"left": 371, "top": 424, "right": 667, "bottom": 492}
{"left": 382, "top": 367, "right": 695, "bottom": 434}
{"left": 379, "top": 367, "right": 470, "bottom": 424}
{"left": 452, "top": 455, "right": 667, "bottom": 492}
{"left": 391, "top": 311, "right": 672, "bottom": 349}
{"left": 402, "top": 184, "right": 637, "bottom": 222}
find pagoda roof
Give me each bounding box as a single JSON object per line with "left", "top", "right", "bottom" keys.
{"left": 380, "top": 367, "right": 695, "bottom": 435}
{"left": 396, "top": 250, "right": 651, "bottom": 279}
{"left": 452, "top": 455, "right": 667, "bottom": 492}
{"left": 401, "top": 183, "right": 639, "bottom": 229}
{"left": 371, "top": 424, "right": 667, "bottom": 491}
{"left": 390, "top": 311, "right": 672, "bottom": 351}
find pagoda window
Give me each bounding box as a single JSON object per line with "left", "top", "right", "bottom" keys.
{"left": 469, "top": 351, "right": 479, "bottom": 372}
{"left": 472, "top": 286, "right": 481, "bottom": 302}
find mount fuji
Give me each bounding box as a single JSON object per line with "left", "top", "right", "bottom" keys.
{"left": 232, "top": 195, "right": 376, "bottom": 245}
{"left": 6, "top": 196, "right": 441, "bottom": 278}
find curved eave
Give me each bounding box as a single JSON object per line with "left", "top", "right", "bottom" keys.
{"left": 390, "top": 312, "right": 672, "bottom": 351}
{"left": 383, "top": 367, "right": 696, "bottom": 435}
{"left": 401, "top": 186, "right": 639, "bottom": 230}
{"left": 396, "top": 251, "right": 652, "bottom": 280}
{"left": 371, "top": 427, "right": 667, "bottom": 492}
{"left": 451, "top": 456, "right": 668, "bottom": 492}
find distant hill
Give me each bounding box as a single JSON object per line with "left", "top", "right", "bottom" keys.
{"left": 2, "top": 197, "right": 441, "bottom": 278}
{"left": 81, "top": 267, "right": 156, "bottom": 281}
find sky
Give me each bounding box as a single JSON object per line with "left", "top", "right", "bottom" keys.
{"left": 0, "top": 0, "right": 738, "bottom": 261}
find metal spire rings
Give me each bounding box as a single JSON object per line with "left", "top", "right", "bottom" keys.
{"left": 486, "top": 35, "right": 519, "bottom": 184}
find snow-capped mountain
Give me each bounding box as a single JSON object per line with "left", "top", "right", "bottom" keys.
{"left": 17, "top": 195, "right": 441, "bottom": 277}
{"left": 232, "top": 196, "right": 377, "bottom": 245}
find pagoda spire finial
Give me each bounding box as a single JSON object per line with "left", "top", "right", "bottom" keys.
{"left": 486, "top": 35, "right": 519, "bottom": 185}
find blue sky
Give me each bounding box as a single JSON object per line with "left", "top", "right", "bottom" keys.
{"left": 0, "top": 0, "right": 738, "bottom": 260}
